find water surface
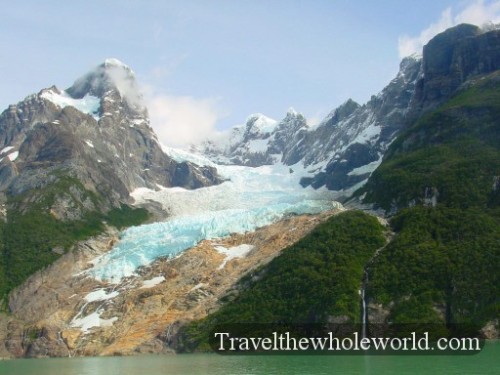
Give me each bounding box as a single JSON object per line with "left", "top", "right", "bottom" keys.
{"left": 1, "top": 341, "right": 498, "bottom": 375}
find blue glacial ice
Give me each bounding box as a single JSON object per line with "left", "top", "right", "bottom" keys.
{"left": 89, "top": 160, "right": 340, "bottom": 283}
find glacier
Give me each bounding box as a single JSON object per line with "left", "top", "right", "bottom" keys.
{"left": 89, "top": 155, "right": 341, "bottom": 283}
{"left": 41, "top": 89, "right": 101, "bottom": 119}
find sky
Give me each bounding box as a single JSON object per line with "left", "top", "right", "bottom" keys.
{"left": 1, "top": 0, "right": 500, "bottom": 147}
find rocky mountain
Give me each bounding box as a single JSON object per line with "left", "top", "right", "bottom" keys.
{"left": 197, "top": 109, "right": 306, "bottom": 167}
{"left": 0, "top": 24, "right": 499, "bottom": 359}
{"left": 411, "top": 23, "right": 500, "bottom": 115}
{"left": 196, "top": 58, "right": 421, "bottom": 199}
{"left": 196, "top": 55, "right": 421, "bottom": 197}
{"left": 0, "top": 58, "right": 221, "bottom": 217}
{"left": 353, "top": 36, "right": 500, "bottom": 338}
{"left": 198, "top": 24, "right": 500, "bottom": 201}
{"left": 0, "top": 59, "right": 222, "bottom": 302}
{"left": 178, "top": 25, "right": 500, "bottom": 350}
{"left": 0, "top": 210, "right": 339, "bottom": 358}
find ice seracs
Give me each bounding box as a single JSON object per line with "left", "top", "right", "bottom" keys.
{"left": 89, "top": 161, "right": 340, "bottom": 283}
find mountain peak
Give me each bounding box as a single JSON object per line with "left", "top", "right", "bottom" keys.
{"left": 103, "top": 58, "right": 131, "bottom": 70}
{"left": 281, "top": 107, "right": 305, "bottom": 123}
{"left": 245, "top": 113, "right": 277, "bottom": 134}
{"left": 325, "top": 99, "right": 360, "bottom": 125}
{"left": 66, "top": 59, "right": 143, "bottom": 109}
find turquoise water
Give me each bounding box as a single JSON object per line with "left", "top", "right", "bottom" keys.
{"left": 1, "top": 341, "right": 498, "bottom": 375}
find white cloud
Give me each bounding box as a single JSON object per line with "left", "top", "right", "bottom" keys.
{"left": 398, "top": 0, "right": 500, "bottom": 58}
{"left": 106, "top": 64, "right": 144, "bottom": 109}
{"left": 306, "top": 114, "right": 323, "bottom": 128}
{"left": 145, "top": 91, "right": 225, "bottom": 148}
{"left": 307, "top": 116, "right": 321, "bottom": 126}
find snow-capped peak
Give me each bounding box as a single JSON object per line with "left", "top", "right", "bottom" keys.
{"left": 103, "top": 58, "right": 131, "bottom": 70}
{"left": 66, "top": 58, "right": 143, "bottom": 110}
{"left": 245, "top": 113, "right": 278, "bottom": 134}
{"left": 287, "top": 107, "right": 298, "bottom": 116}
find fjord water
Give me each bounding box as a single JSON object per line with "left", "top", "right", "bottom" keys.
{"left": 1, "top": 342, "right": 498, "bottom": 375}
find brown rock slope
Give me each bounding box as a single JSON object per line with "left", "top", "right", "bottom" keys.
{"left": 0, "top": 209, "right": 340, "bottom": 358}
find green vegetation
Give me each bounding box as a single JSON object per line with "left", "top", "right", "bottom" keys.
{"left": 0, "top": 174, "right": 149, "bottom": 305}
{"left": 179, "top": 74, "right": 500, "bottom": 351}
{"left": 105, "top": 204, "right": 150, "bottom": 229}
{"left": 361, "top": 74, "right": 500, "bottom": 211}
{"left": 368, "top": 207, "right": 500, "bottom": 332}
{"left": 1, "top": 207, "right": 102, "bottom": 296}
{"left": 178, "top": 211, "right": 386, "bottom": 351}
{"left": 361, "top": 74, "right": 500, "bottom": 333}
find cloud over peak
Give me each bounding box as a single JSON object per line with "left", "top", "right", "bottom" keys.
{"left": 145, "top": 89, "right": 226, "bottom": 148}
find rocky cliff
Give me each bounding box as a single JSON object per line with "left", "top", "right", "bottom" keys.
{"left": 411, "top": 24, "right": 500, "bottom": 115}
{"left": 0, "top": 59, "right": 221, "bottom": 215}
{"left": 0, "top": 59, "right": 223, "bottom": 305}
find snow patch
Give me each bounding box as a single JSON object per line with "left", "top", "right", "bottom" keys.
{"left": 161, "top": 144, "right": 215, "bottom": 167}
{"left": 0, "top": 146, "right": 14, "bottom": 155}
{"left": 246, "top": 139, "right": 269, "bottom": 153}
{"left": 85, "top": 140, "right": 94, "bottom": 148}
{"left": 215, "top": 244, "right": 254, "bottom": 269}
{"left": 347, "top": 157, "right": 383, "bottom": 176}
{"left": 41, "top": 90, "right": 100, "bottom": 119}
{"left": 189, "top": 283, "right": 206, "bottom": 292}
{"left": 104, "top": 58, "right": 130, "bottom": 69}
{"left": 140, "top": 276, "right": 165, "bottom": 289}
{"left": 353, "top": 121, "right": 381, "bottom": 144}
{"left": 84, "top": 289, "right": 119, "bottom": 302}
{"left": 71, "top": 310, "right": 118, "bottom": 334}
{"left": 8, "top": 151, "right": 19, "bottom": 161}
{"left": 247, "top": 113, "right": 278, "bottom": 133}
{"left": 132, "top": 118, "right": 146, "bottom": 126}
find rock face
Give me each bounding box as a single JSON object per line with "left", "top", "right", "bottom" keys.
{"left": 197, "top": 24, "right": 500, "bottom": 199}
{"left": 0, "top": 211, "right": 338, "bottom": 358}
{"left": 197, "top": 56, "right": 421, "bottom": 198}
{"left": 0, "top": 58, "right": 222, "bottom": 213}
{"left": 412, "top": 24, "right": 500, "bottom": 114}
{"left": 298, "top": 54, "right": 421, "bottom": 193}
{"left": 198, "top": 111, "right": 307, "bottom": 167}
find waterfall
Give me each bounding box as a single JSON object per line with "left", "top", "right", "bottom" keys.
{"left": 361, "top": 270, "right": 368, "bottom": 340}
{"left": 57, "top": 330, "right": 71, "bottom": 358}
